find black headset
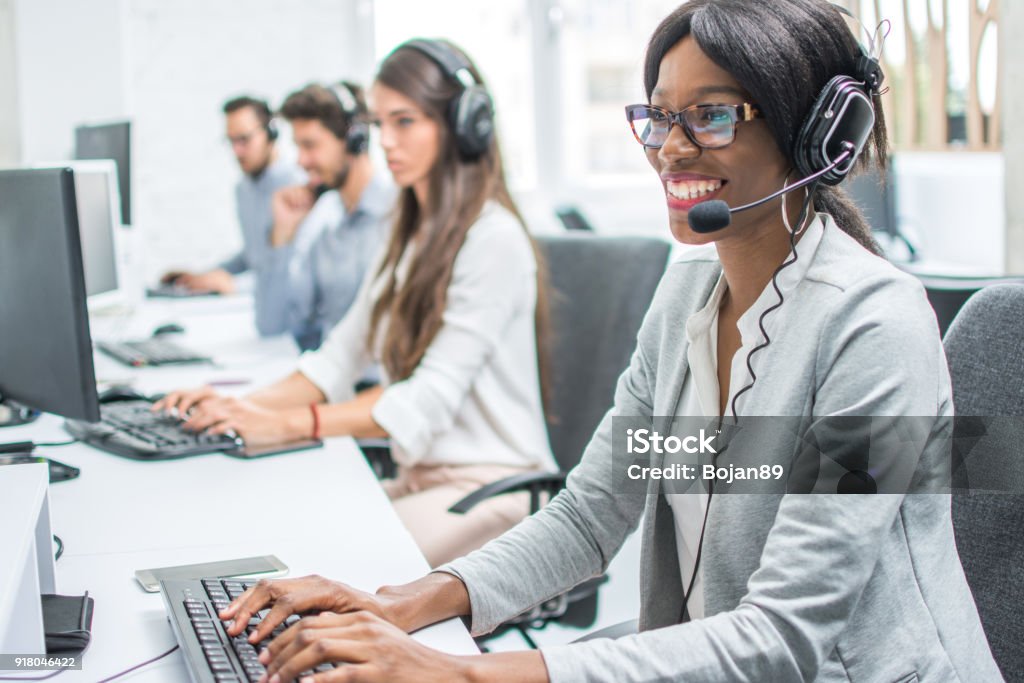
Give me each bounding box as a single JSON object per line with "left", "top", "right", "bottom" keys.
{"left": 250, "top": 99, "right": 278, "bottom": 142}
{"left": 326, "top": 81, "right": 370, "bottom": 155}
{"left": 793, "top": 7, "right": 885, "bottom": 185}
{"left": 400, "top": 39, "right": 495, "bottom": 160}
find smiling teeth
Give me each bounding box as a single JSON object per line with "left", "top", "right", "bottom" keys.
{"left": 667, "top": 179, "right": 723, "bottom": 200}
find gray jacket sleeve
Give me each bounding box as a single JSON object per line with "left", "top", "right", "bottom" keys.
{"left": 435, "top": 340, "right": 654, "bottom": 634}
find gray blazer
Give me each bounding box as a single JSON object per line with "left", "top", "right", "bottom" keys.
{"left": 441, "top": 219, "right": 1002, "bottom": 682}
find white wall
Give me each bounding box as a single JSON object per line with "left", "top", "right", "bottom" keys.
{"left": 893, "top": 152, "right": 1005, "bottom": 275}
{"left": 8, "top": 0, "right": 372, "bottom": 281}
{"left": 1003, "top": 0, "right": 1024, "bottom": 274}
{"left": 0, "top": 0, "right": 20, "bottom": 164}
{"left": 13, "top": 0, "right": 126, "bottom": 162}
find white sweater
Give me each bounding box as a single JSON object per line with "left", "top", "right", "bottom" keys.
{"left": 297, "top": 201, "right": 556, "bottom": 471}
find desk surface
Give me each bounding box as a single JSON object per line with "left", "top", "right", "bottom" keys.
{"left": 3, "top": 295, "right": 477, "bottom": 681}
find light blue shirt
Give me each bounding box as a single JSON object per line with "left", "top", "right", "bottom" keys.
{"left": 219, "top": 158, "right": 305, "bottom": 276}
{"left": 218, "top": 158, "right": 306, "bottom": 337}
{"left": 260, "top": 173, "right": 395, "bottom": 349}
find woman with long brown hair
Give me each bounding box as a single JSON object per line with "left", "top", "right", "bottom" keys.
{"left": 156, "top": 39, "right": 556, "bottom": 568}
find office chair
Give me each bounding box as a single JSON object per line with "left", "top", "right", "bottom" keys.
{"left": 909, "top": 274, "right": 1024, "bottom": 338}
{"left": 944, "top": 284, "right": 1024, "bottom": 682}
{"left": 447, "top": 233, "right": 671, "bottom": 647}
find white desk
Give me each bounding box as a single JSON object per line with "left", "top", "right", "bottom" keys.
{"left": 2, "top": 295, "right": 477, "bottom": 681}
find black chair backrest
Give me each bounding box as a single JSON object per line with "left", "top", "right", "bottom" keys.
{"left": 537, "top": 234, "right": 670, "bottom": 473}
{"left": 917, "top": 274, "right": 1024, "bottom": 337}
{"left": 943, "top": 284, "right": 1024, "bottom": 682}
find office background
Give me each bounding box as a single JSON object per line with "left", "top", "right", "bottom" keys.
{"left": 0, "top": 0, "right": 1019, "bottom": 282}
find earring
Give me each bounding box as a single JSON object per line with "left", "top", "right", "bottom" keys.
{"left": 781, "top": 171, "right": 812, "bottom": 236}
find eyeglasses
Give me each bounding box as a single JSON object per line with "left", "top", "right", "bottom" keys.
{"left": 625, "top": 102, "right": 762, "bottom": 150}
{"left": 225, "top": 128, "right": 265, "bottom": 147}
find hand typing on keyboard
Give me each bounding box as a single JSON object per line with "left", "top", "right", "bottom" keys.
{"left": 259, "top": 611, "right": 460, "bottom": 683}
{"left": 153, "top": 387, "right": 314, "bottom": 448}
{"left": 219, "top": 575, "right": 391, "bottom": 643}
{"left": 217, "top": 576, "right": 471, "bottom": 683}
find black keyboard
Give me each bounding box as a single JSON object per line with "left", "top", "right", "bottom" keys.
{"left": 97, "top": 339, "right": 211, "bottom": 367}
{"left": 161, "top": 578, "right": 343, "bottom": 683}
{"left": 64, "top": 400, "right": 242, "bottom": 460}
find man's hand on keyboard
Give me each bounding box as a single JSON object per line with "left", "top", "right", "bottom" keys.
{"left": 220, "top": 575, "right": 390, "bottom": 645}
{"left": 259, "top": 611, "right": 468, "bottom": 683}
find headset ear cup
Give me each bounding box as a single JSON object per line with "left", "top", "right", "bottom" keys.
{"left": 794, "top": 75, "right": 874, "bottom": 185}
{"left": 451, "top": 86, "right": 494, "bottom": 159}
{"left": 266, "top": 118, "right": 279, "bottom": 142}
{"left": 346, "top": 121, "right": 369, "bottom": 154}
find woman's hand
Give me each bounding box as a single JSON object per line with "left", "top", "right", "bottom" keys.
{"left": 151, "top": 385, "right": 222, "bottom": 416}
{"left": 258, "top": 611, "right": 470, "bottom": 683}
{"left": 180, "top": 396, "right": 310, "bottom": 447}
{"left": 219, "top": 575, "right": 398, "bottom": 644}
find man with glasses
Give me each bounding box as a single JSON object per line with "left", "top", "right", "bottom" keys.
{"left": 161, "top": 96, "right": 305, "bottom": 318}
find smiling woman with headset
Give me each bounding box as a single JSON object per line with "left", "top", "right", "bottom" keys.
{"left": 156, "top": 39, "right": 557, "bottom": 570}
{"left": 212, "top": 2, "right": 1000, "bottom": 681}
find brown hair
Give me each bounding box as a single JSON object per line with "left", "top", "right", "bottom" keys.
{"left": 367, "top": 41, "right": 550, "bottom": 401}
{"left": 278, "top": 81, "right": 367, "bottom": 141}
{"left": 223, "top": 95, "right": 273, "bottom": 129}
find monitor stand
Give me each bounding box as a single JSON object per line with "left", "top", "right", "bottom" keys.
{"left": 0, "top": 393, "right": 41, "bottom": 427}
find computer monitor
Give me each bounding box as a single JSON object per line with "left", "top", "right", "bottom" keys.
{"left": 0, "top": 168, "right": 100, "bottom": 425}
{"left": 35, "top": 160, "right": 125, "bottom": 309}
{"left": 74, "top": 121, "right": 131, "bottom": 225}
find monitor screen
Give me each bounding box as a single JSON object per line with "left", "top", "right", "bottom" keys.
{"left": 74, "top": 121, "right": 131, "bottom": 225}
{"left": 0, "top": 168, "right": 100, "bottom": 422}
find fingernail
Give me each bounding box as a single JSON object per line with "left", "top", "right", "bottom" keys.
{"left": 301, "top": 678, "right": 314, "bottom": 683}
{"left": 258, "top": 649, "right": 269, "bottom": 664}
{"left": 257, "top": 676, "right": 267, "bottom": 683}
{"left": 269, "top": 675, "right": 281, "bottom": 683}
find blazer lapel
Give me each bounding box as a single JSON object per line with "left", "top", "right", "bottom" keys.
{"left": 638, "top": 267, "right": 720, "bottom": 631}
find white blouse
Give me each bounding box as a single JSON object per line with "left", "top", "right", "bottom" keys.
{"left": 297, "top": 201, "right": 557, "bottom": 472}
{"left": 668, "top": 215, "right": 826, "bottom": 621}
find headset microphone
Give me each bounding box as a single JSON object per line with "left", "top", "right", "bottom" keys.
{"left": 688, "top": 143, "right": 855, "bottom": 234}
